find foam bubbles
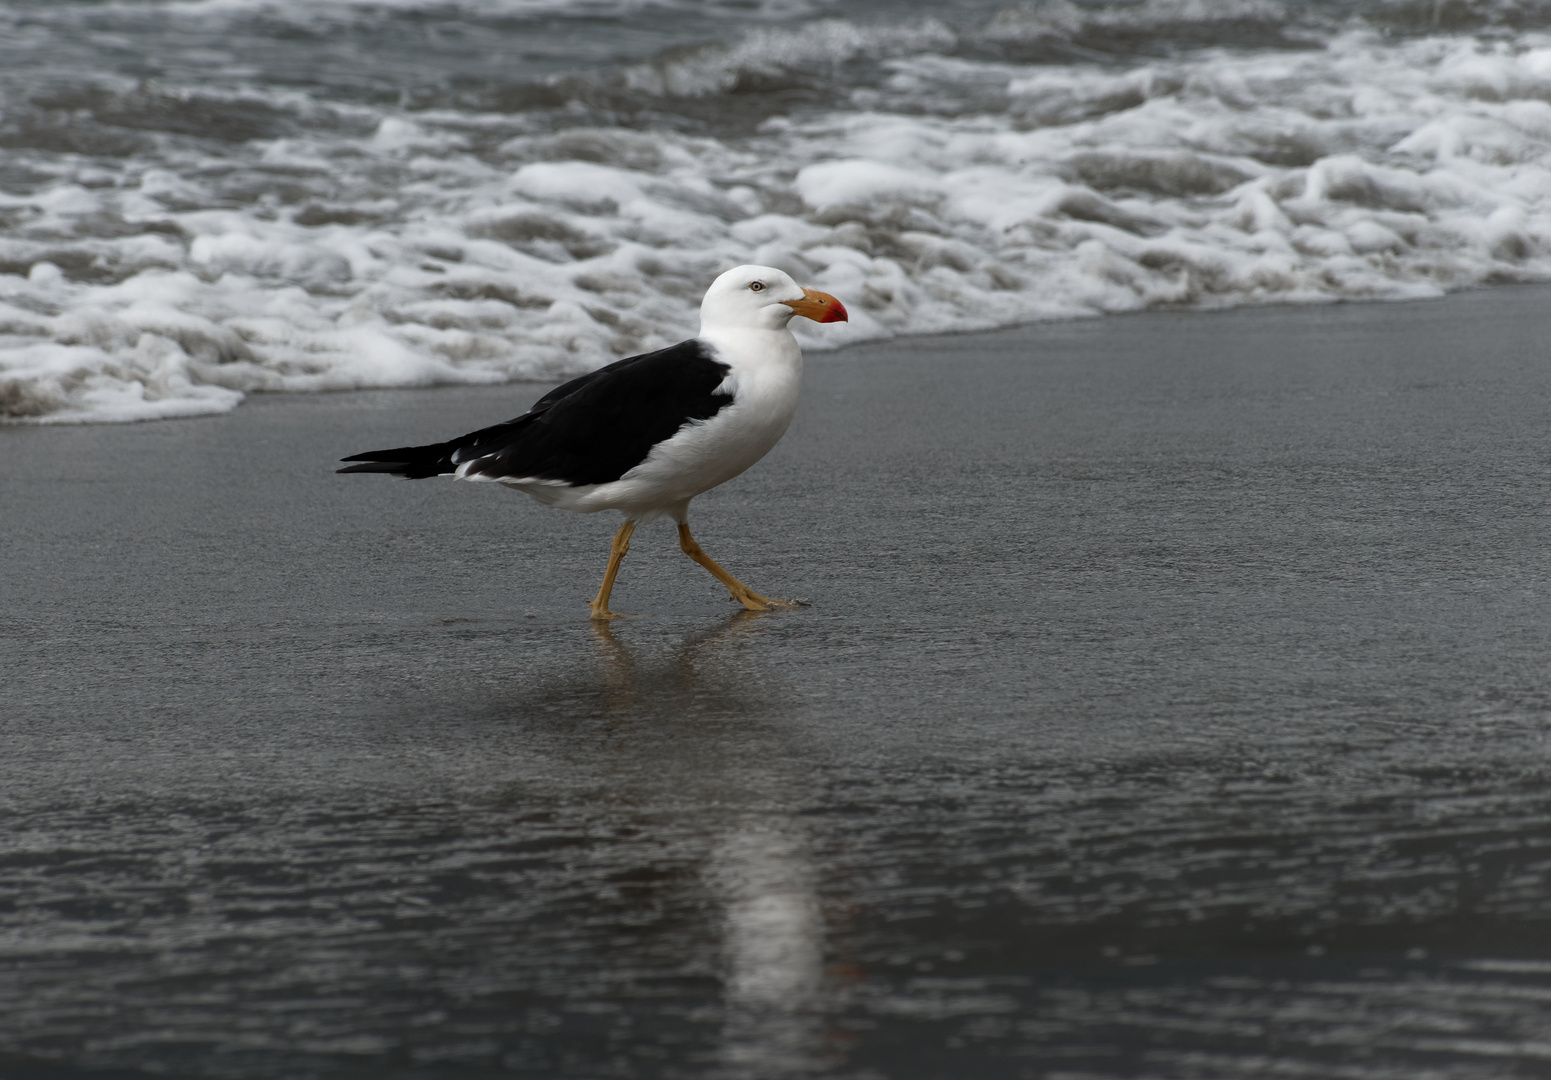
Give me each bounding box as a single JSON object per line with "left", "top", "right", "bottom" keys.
{"left": 6, "top": 17, "right": 1551, "bottom": 422}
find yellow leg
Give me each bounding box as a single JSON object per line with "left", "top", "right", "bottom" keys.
{"left": 677, "top": 522, "right": 795, "bottom": 611}
{"left": 589, "top": 520, "right": 636, "bottom": 620}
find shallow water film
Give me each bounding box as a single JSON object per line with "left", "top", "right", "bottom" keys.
{"left": 5, "top": 291, "right": 1551, "bottom": 1077}
{"left": 9, "top": 0, "right": 1551, "bottom": 420}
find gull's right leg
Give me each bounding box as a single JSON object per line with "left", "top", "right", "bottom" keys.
{"left": 677, "top": 521, "right": 796, "bottom": 611}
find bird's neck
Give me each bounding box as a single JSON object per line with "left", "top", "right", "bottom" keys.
{"left": 698, "top": 325, "right": 803, "bottom": 375}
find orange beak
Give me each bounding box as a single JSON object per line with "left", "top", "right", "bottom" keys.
{"left": 782, "top": 287, "right": 848, "bottom": 324}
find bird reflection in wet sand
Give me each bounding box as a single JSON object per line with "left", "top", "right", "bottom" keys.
{"left": 585, "top": 614, "right": 831, "bottom": 1077}
{"left": 587, "top": 610, "right": 770, "bottom": 716}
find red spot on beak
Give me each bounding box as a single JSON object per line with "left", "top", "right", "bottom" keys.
{"left": 783, "top": 287, "right": 848, "bottom": 324}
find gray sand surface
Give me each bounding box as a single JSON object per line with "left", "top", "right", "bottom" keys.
{"left": 4, "top": 288, "right": 1551, "bottom": 1078}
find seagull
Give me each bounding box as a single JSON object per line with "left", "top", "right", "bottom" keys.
{"left": 339, "top": 264, "right": 848, "bottom": 619}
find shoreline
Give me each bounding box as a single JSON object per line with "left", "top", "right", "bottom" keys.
{"left": 7, "top": 279, "right": 1551, "bottom": 428}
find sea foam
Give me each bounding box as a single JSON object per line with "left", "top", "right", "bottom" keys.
{"left": 5, "top": 19, "right": 1551, "bottom": 422}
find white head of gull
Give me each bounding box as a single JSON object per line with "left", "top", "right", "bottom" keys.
{"left": 340, "top": 264, "right": 847, "bottom": 619}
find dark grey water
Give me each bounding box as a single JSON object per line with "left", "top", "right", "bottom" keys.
{"left": 0, "top": 0, "right": 1465, "bottom": 119}
{"left": 5, "top": 288, "right": 1551, "bottom": 1077}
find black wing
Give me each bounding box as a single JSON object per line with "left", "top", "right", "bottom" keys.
{"left": 338, "top": 339, "right": 732, "bottom": 485}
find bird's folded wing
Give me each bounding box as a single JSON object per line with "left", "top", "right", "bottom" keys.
{"left": 338, "top": 338, "right": 732, "bottom": 485}
{"left": 457, "top": 339, "right": 733, "bottom": 487}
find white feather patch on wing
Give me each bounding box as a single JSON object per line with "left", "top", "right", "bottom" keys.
{"left": 454, "top": 458, "right": 570, "bottom": 485}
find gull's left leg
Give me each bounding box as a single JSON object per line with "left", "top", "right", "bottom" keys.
{"left": 589, "top": 520, "right": 636, "bottom": 620}
{"left": 677, "top": 521, "right": 797, "bottom": 611}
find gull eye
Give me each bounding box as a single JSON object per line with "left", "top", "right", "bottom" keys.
{"left": 748, "top": 281, "right": 765, "bottom": 292}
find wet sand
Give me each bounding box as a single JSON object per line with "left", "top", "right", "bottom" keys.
{"left": 4, "top": 287, "right": 1551, "bottom": 1078}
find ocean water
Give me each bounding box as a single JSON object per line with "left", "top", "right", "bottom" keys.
{"left": 5, "top": 0, "right": 1551, "bottom": 422}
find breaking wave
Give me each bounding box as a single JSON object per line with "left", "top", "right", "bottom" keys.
{"left": 5, "top": 1, "right": 1551, "bottom": 421}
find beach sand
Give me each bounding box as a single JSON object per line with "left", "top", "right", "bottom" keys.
{"left": 4, "top": 287, "right": 1551, "bottom": 1077}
